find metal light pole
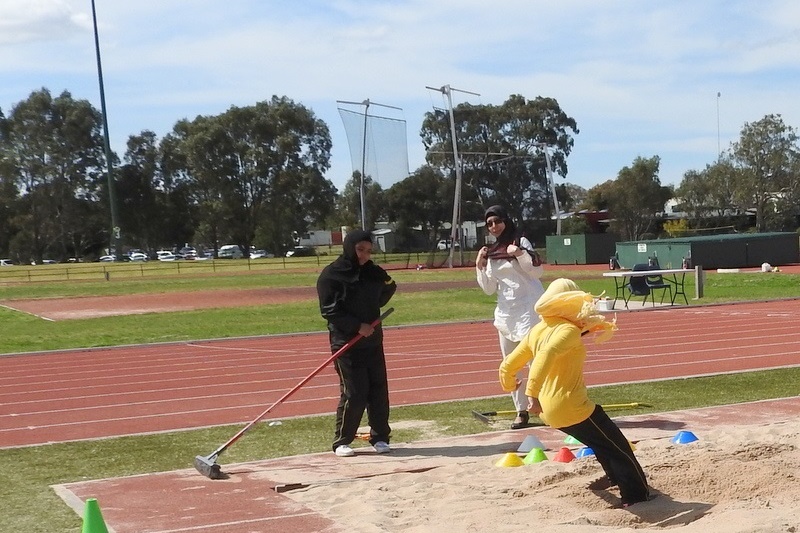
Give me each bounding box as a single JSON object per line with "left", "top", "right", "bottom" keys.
{"left": 425, "top": 84, "right": 480, "bottom": 267}
{"left": 91, "top": 0, "right": 121, "bottom": 260}
{"left": 716, "top": 91, "right": 721, "bottom": 159}
{"left": 542, "top": 146, "right": 561, "bottom": 236}
{"left": 359, "top": 99, "right": 370, "bottom": 230}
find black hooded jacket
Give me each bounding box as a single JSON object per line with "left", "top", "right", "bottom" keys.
{"left": 316, "top": 230, "right": 397, "bottom": 349}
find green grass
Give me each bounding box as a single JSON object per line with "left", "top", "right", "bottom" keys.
{"left": 1, "top": 265, "right": 799, "bottom": 531}
{"left": 2, "top": 368, "right": 799, "bottom": 532}
{"left": 2, "top": 267, "right": 799, "bottom": 354}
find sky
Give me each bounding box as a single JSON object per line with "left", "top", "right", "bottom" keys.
{"left": 2, "top": 0, "right": 800, "bottom": 195}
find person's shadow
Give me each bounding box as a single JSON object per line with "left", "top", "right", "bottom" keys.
{"left": 589, "top": 489, "right": 714, "bottom": 527}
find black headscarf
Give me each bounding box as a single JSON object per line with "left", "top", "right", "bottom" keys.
{"left": 327, "top": 230, "right": 390, "bottom": 282}
{"left": 485, "top": 205, "right": 518, "bottom": 259}
{"left": 484, "top": 204, "right": 541, "bottom": 265}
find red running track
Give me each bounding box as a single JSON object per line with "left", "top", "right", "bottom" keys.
{"left": 1, "top": 300, "right": 799, "bottom": 448}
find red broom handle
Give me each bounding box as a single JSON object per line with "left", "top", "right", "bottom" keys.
{"left": 210, "top": 307, "right": 394, "bottom": 456}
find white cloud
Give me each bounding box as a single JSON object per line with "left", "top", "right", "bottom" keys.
{"left": 0, "top": 0, "right": 89, "bottom": 45}
{"left": 1, "top": 0, "right": 800, "bottom": 191}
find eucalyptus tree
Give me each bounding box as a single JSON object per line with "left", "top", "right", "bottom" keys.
{"left": 420, "top": 94, "right": 578, "bottom": 226}
{"left": 335, "top": 171, "right": 383, "bottom": 231}
{"left": 159, "top": 117, "right": 221, "bottom": 251}
{"left": 384, "top": 165, "right": 452, "bottom": 247}
{"left": 608, "top": 156, "right": 673, "bottom": 241}
{"left": 115, "top": 131, "right": 163, "bottom": 252}
{"left": 162, "top": 96, "right": 335, "bottom": 254}
{"left": 0, "top": 108, "right": 19, "bottom": 257}
{"left": 677, "top": 156, "right": 741, "bottom": 223}
{"left": 2, "top": 89, "right": 107, "bottom": 261}
{"left": 732, "top": 114, "right": 800, "bottom": 231}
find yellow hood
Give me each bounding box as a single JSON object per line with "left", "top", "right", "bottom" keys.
{"left": 534, "top": 278, "right": 617, "bottom": 342}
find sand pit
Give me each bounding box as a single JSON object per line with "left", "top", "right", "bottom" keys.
{"left": 285, "top": 419, "right": 800, "bottom": 532}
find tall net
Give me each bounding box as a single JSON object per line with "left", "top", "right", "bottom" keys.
{"left": 338, "top": 107, "right": 410, "bottom": 188}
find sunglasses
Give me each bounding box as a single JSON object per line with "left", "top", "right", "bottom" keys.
{"left": 486, "top": 217, "right": 504, "bottom": 227}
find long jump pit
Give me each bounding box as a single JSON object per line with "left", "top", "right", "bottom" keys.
{"left": 52, "top": 397, "right": 800, "bottom": 533}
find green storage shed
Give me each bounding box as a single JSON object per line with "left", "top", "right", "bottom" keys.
{"left": 614, "top": 232, "right": 799, "bottom": 270}
{"left": 546, "top": 233, "right": 618, "bottom": 265}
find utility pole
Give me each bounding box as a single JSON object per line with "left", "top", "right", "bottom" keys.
{"left": 336, "top": 99, "right": 402, "bottom": 231}
{"left": 425, "top": 84, "right": 480, "bottom": 267}
{"left": 91, "top": 0, "right": 121, "bottom": 260}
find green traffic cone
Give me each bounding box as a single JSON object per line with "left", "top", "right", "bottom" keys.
{"left": 523, "top": 447, "right": 548, "bottom": 464}
{"left": 82, "top": 498, "right": 109, "bottom": 533}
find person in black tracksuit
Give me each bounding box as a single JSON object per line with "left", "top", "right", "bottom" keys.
{"left": 316, "top": 230, "right": 397, "bottom": 457}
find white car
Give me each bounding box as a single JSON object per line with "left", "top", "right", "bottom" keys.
{"left": 98, "top": 255, "right": 116, "bottom": 262}
{"left": 179, "top": 246, "right": 198, "bottom": 259}
{"left": 0, "top": 259, "right": 13, "bottom": 266}
{"left": 249, "top": 249, "right": 273, "bottom": 259}
{"left": 157, "top": 252, "right": 177, "bottom": 261}
{"left": 436, "top": 239, "right": 460, "bottom": 250}
{"left": 218, "top": 244, "right": 244, "bottom": 259}
{"left": 129, "top": 252, "right": 148, "bottom": 262}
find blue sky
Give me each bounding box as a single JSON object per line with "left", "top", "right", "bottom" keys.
{"left": 2, "top": 0, "right": 800, "bottom": 194}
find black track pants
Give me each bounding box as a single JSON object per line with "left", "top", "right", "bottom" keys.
{"left": 559, "top": 405, "right": 650, "bottom": 505}
{"left": 331, "top": 349, "right": 391, "bottom": 451}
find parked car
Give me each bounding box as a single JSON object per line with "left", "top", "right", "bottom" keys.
{"left": 179, "top": 246, "right": 198, "bottom": 259}
{"left": 157, "top": 252, "right": 177, "bottom": 261}
{"left": 0, "top": 259, "right": 13, "bottom": 266}
{"left": 436, "top": 239, "right": 460, "bottom": 250}
{"left": 285, "top": 246, "right": 316, "bottom": 257}
{"left": 218, "top": 244, "right": 244, "bottom": 259}
{"left": 249, "top": 249, "right": 273, "bottom": 259}
{"left": 128, "top": 252, "right": 148, "bottom": 262}
{"left": 98, "top": 255, "right": 116, "bottom": 262}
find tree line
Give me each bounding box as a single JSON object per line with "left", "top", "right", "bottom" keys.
{"left": 1, "top": 88, "right": 798, "bottom": 264}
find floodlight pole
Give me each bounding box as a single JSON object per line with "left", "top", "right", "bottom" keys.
{"left": 543, "top": 147, "right": 561, "bottom": 235}
{"left": 358, "top": 99, "right": 370, "bottom": 230}
{"left": 425, "top": 84, "right": 480, "bottom": 267}
{"left": 336, "top": 99, "right": 402, "bottom": 231}
{"left": 91, "top": 0, "right": 121, "bottom": 260}
{"left": 716, "top": 91, "right": 721, "bottom": 159}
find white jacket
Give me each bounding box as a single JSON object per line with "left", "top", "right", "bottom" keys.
{"left": 476, "top": 237, "right": 545, "bottom": 342}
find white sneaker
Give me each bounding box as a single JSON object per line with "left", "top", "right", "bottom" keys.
{"left": 373, "top": 441, "right": 391, "bottom": 454}
{"left": 334, "top": 445, "right": 354, "bottom": 457}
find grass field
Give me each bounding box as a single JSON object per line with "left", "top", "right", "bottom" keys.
{"left": 1, "top": 263, "right": 800, "bottom": 531}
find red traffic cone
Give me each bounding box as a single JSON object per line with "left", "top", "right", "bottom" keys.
{"left": 82, "top": 498, "right": 109, "bottom": 533}
{"left": 553, "top": 446, "right": 576, "bottom": 463}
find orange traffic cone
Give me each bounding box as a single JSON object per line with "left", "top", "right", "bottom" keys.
{"left": 82, "top": 498, "right": 109, "bottom": 533}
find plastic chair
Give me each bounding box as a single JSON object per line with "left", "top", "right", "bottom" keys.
{"left": 624, "top": 264, "right": 652, "bottom": 307}
{"left": 645, "top": 267, "right": 673, "bottom": 305}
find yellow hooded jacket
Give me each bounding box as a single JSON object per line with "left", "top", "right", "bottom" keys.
{"left": 498, "top": 278, "right": 616, "bottom": 428}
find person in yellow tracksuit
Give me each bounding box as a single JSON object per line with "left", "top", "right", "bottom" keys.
{"left": 499, "top": 278, "right": 651, "bottom": 507}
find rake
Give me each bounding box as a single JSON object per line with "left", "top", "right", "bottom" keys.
{"left": 471, "top": 402, "right": 652, "bottom": 424}
{"left": 194, "top": 307, "right": 394, "bottom": 479}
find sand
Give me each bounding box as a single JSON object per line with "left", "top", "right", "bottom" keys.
{"left": 284, "top": 416, "right": 800, "bottom": 532}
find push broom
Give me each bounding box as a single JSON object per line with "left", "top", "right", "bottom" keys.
{"left": 194, "top": 307, "right": 395, "bottom": 479}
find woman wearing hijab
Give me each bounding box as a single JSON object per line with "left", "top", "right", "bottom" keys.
{"left": 499, "top": 278, "right": 651, "bottom": 508}
{"left": 316, "top": 230, "right": 397, "bottom": 457}
{"left": 476, "top": 205, "right": 545, "bottom": 429}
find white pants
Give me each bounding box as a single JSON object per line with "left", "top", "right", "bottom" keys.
{"left": 498, "top": 332, "right": 528, "bottom": 412}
